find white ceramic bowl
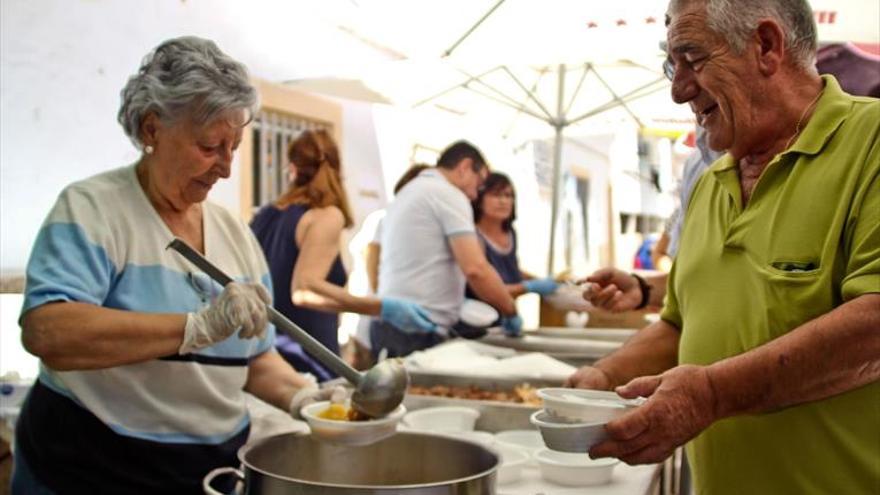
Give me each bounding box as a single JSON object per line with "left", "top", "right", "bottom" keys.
{"left": 492, "top": 444, "right": 531, "bottom": 485}
{"left": 537, "top": 388, "right": 644, "bottom": 422}
{"left": 300, "top": 401, "right": 406, "bottom": 446}
{"left": 535, "top": 448, "right": 619, "bottom": 486}
{"left": 530, "top": 410, "right": 607, "bottom": 453}
{"left": 402, "top": 406, "right": 480, "bottom": 433}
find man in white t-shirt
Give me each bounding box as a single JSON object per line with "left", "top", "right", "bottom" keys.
{"left": 370, "top": 141, "right": 519, "bottom": 357}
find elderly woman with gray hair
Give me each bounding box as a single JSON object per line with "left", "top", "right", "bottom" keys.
{"left": 12, "top": 37, "right": 336, "bottom": 494}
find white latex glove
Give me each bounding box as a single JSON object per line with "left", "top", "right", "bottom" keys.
{"left": 288, "top": 385, "right": 349, "bottom": 419}
{"left": 180, "top": 282, "right": 271, "bottom": 354}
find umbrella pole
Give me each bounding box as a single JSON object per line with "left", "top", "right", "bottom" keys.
{"left": 547, "top": 65, "right": 566, "bottom": 275}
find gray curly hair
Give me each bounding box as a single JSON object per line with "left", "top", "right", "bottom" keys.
{"left": 668, "top": 0, "right": 817, "bottom": 71}
{"left": 117, "top": 36, "right": 259, "bottom": 148}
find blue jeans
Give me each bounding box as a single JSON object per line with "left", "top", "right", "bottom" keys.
{"left": 369, "top": 319, "right": 445, "bottom": 358}
{"left": 11, "top": 449, "right": 55, "bottom": 495}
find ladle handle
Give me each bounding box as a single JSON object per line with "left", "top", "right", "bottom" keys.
{"left": 167, "top": 238, "right": 364, "bottom": 385}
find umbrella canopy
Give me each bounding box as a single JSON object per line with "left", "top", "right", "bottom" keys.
{"left": 304, "top": 0, "right": 692, "bottom": 272}
{"left": 293, "top": 0, "right": 878, "bottom": 272}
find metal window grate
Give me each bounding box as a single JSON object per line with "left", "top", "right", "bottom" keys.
{"left": 250, "top": 110, "right": 330, "bottom": 212}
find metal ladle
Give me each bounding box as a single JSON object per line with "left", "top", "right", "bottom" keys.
{"left": 167, "top": 239, "right": 409, "bottom": 419}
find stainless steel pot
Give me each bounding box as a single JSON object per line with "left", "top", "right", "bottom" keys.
{"left": 203, "top": 432, "right": 499, "bottom": 494}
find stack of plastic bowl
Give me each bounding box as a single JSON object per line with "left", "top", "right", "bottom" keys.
{"left": 528, "top": 388, "right": 645, "bottom": 486}
{"left": 401, "top": 406, "right": 480, "bottom": 433}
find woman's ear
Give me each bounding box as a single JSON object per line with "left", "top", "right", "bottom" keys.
{"left": 287, "top": 162, "right": 297, "bottom": 183}
{"left": 140, "top": 113, "right": 161, "bottom": 149}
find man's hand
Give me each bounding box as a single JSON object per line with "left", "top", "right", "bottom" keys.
{"left": 588, "top": 364, "right": 719, "bottom": 464}
{"left": 500, "top": 314, "right": 523, "bottom": 337}
{"left": 380, "top": 298, "right": 437, "bottom": 334}
{"left": 582, "top": 268, "right": 642, "bottom": 313}
{"left": 565, "top": 366, "right": 614, "bottom": 390}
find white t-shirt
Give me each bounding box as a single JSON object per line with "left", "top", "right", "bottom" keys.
{"left": 378, "top": 168, "right": 475, "bottom": 327}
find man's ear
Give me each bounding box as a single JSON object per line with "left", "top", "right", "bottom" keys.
{"left": 457, "top": 157, "right": 474, "bottom": 175}
{"left": 754, "top": 19, "right": 785, "bottom": 76}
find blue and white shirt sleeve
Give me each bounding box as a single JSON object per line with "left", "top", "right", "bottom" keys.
{"left": 23, "top": 184, "right": 117, "bottom": 316}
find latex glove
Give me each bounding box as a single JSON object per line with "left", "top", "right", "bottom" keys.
{"left": 523, "top": 277, "right": 560, "bottom": 296}
{"left": 288, "top": 385, "right": 349, "bottom": 419}
{"left": 500, "top": 314, "right": 523, "bottom": 337}
{"left": 380, "top": 298, "right": 437, "bottom": 334}
{"left": 180, "top": 282, "right": 271, "bottom": 354}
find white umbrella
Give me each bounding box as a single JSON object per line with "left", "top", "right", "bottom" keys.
{"left": 302, "top": 0, "right": 692, "bottom": 272}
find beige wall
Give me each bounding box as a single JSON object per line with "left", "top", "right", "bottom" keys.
{"left": 238, "top": 79, "right": 344, "bottom": 220}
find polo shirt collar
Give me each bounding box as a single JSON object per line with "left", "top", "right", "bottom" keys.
{"left": 787, "top": 74, "right": 851, "bottom": 157}
{"left": 711, "top": 74, "right": 852, "bottom": 174}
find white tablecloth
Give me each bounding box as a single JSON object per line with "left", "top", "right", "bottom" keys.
{"left": 499, "top": 463, "right": 657, "bottom": 495}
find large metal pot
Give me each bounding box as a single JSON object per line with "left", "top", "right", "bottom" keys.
{"left": 203, "top": 432, "right": 499, "bottom": 494}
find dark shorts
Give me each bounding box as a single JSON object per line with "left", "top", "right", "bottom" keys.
{"left": 369, "top": 319, "right": 445, "bottom": 358}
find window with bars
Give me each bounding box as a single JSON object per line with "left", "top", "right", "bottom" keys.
{"left": 250, "top": 109, "right": 331, "bottom": 212}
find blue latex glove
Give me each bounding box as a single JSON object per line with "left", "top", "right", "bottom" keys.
{"left": 500, "top": 314, "right": 523, "bottom": 337}
{"left": 380, "top": 298, "right": 438, "bottom": 334}
{"left": 523, "top": 277, "right": 560, "bottom": 296}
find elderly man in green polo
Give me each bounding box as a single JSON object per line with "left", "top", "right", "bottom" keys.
{"left": 566, "top": 0, "right": 880, "bottom": 493}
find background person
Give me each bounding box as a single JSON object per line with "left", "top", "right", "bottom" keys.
{"left": 12, "top": 37, "right": 336, "bottom": 494}
{"left": 347, "top": 163, "right": 431, "bottom": 370}
{"left": 250, "top": 131, "right": 434, "bottom": 380}
{"left": 468, "top": 172, "right": 559, "bottom": 301}
{"left": 371, "top": 141, "right": 520, "bottom": 358}
{"left": 568, "top": 1, "right": 879, "bottom": 493}
{"left": 585, "top": 125, "right": 721, "bottom": 312}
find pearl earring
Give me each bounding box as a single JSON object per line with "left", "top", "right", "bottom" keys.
{"left": 144, "top": 145, "right": 154, "bottom": 155}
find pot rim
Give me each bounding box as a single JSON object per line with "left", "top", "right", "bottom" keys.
{"left": 237, "top": 431, "right": 500, "bottom": 490}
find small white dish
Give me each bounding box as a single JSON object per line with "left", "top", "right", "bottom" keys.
{"left": 402, "top": 406, "right": 480, "bottom": 433}
{"left": 459, "top": 299, "right": 499, "bottom": 327}
{"left": 537, "top": 388, "right": 644, "bottom": 422}
{"left": 535, "top": 448, "right": 619, "bottom": 486}
{"left": 530, "top": 410, "right": 607, "bottom": 453}
{"left": 493, "top": 444, "right": 531, "bottom": 485}
{"left": 493, "top": 429, "right": 544, "bottom": 467}
{"left": 300, "top": 400, "right": 406, "bottom": 446}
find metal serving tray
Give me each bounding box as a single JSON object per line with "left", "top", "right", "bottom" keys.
{"left": 403, "top": 371, "right": 561, "bottom": 433}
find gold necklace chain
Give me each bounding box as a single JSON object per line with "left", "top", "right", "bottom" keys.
{"left": 784, "top": 89, "right": 823, "bottom": 150}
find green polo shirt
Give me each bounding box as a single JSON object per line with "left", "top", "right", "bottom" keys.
{"left": 662, "top": 75, "right": 880, "bottom": 494}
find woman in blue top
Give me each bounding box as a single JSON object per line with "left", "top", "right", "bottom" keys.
{"left": 251, "top": 130, "right": 433, "bottom": 380}
{"left": 467, "top": 172, "right": 559, "bottom": 301}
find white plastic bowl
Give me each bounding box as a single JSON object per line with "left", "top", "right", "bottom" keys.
{"left": 535, "top": 448, "right": 619, "bottom": 486}
{"left": 493, "top": 429, "right": 545, "bottom": 456}
{"left": 402, "top": 406, "right": 480, "bottom": 433}
{"left": 459, "top": 298, "right": 499, "bottom": 327}
{"left": 537, "top": 388, "right": 644, "bottom": 422}
{"left": 300, "top": 400, "right": 406, "bottom": 446}
{"left": 530, "top": 410, "right": 607, "bottom": 453}
{"left": 493, "top": 444, "right": 530, "bottom": 485}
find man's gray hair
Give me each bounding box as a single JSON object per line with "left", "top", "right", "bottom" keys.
{"left": 670, "top": 0, "right": 817, "bottom": 71}
{"left": 118, "top": 36, "right": 259, "bottom": 148}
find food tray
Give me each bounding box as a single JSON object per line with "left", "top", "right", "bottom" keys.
{"left": 404, "top": 371, "right": 560, "bottom": 433}
{"left": 532, "top": 327, "right": 637, "bottom": 342}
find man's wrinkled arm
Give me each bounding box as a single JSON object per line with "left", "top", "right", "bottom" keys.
{"left": 707, "top": 294, "right": 880, "bottom": 418}
{"left": 569, "top": 319, "right": 680, "bottom": 389}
